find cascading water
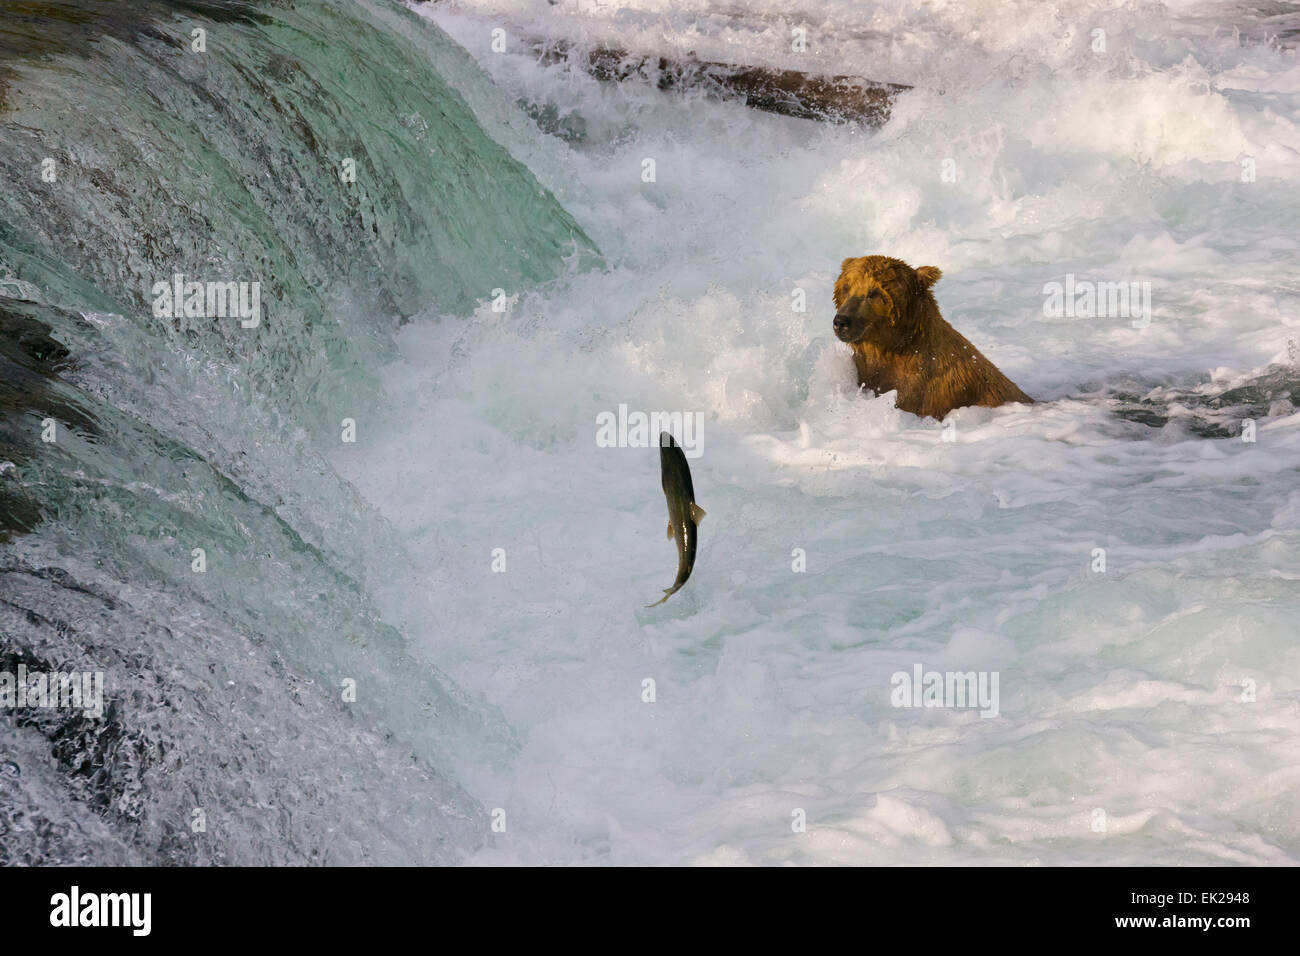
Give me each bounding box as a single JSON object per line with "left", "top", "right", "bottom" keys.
{"left": 4, "top": 0, "right": 1300, "bottom": 868}
{"left": 0, "top": 0, "right": 592, "bottom": 864}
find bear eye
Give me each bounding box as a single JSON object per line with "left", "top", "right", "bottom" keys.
{"left": 868, "top": 289, "right": 883, "bottom": 299}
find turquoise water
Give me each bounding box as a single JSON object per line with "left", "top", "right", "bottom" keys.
{"left": 1, "top": 0, "right": 588, "bottom": 864}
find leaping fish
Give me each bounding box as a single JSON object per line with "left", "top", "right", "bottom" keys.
{"left": 646, "top": 432, "right": 705, "bottom": 607}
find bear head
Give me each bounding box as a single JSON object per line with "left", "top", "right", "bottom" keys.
{"left": 832, "top": 255, "right": 942, "bottom": 349}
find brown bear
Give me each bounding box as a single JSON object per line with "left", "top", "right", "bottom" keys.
{"left": 832, "top": 255, "right": 1033, "bottom": 419}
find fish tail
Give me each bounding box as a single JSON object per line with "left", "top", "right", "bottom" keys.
{"left": 644, "top": 586, "right": 677, "bottom": 608}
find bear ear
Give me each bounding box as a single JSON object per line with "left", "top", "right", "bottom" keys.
{"left": 915, "top": 265, "right": 942, "bottom": 289}
{"left": 834, "top": 257, "right": 858, "bottom": 310}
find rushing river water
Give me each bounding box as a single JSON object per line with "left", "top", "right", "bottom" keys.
{"left": 2, "top": 0, "right": 1299, "bottom": 864}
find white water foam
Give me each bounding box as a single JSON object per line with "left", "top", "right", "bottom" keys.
{"left": 334, "top": 0, "right": 1300, "bottom": 863}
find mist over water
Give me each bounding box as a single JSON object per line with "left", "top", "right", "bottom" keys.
{"left": 3, "top": 0, "right": 1300, "bottom": 865}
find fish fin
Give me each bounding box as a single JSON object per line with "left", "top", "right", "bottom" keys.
{"left": 667, "top": 522, "right": 674, "bottom": 539}
{"left": 645, "top": 590, "right": 671, "bottom": 608}
{"left": 690, "top": 503, "right": 706, "bottom": 523}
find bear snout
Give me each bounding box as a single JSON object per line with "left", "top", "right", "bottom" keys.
{"left": 833, "top": 312, "right": 859, "bottom": 342}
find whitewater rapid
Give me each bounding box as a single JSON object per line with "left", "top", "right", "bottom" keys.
{"left": 322, "top": 0, "right": 1300, "bottom": 864}
{"left": 3, "top": 0, "right": 1298, "bottom": 867}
